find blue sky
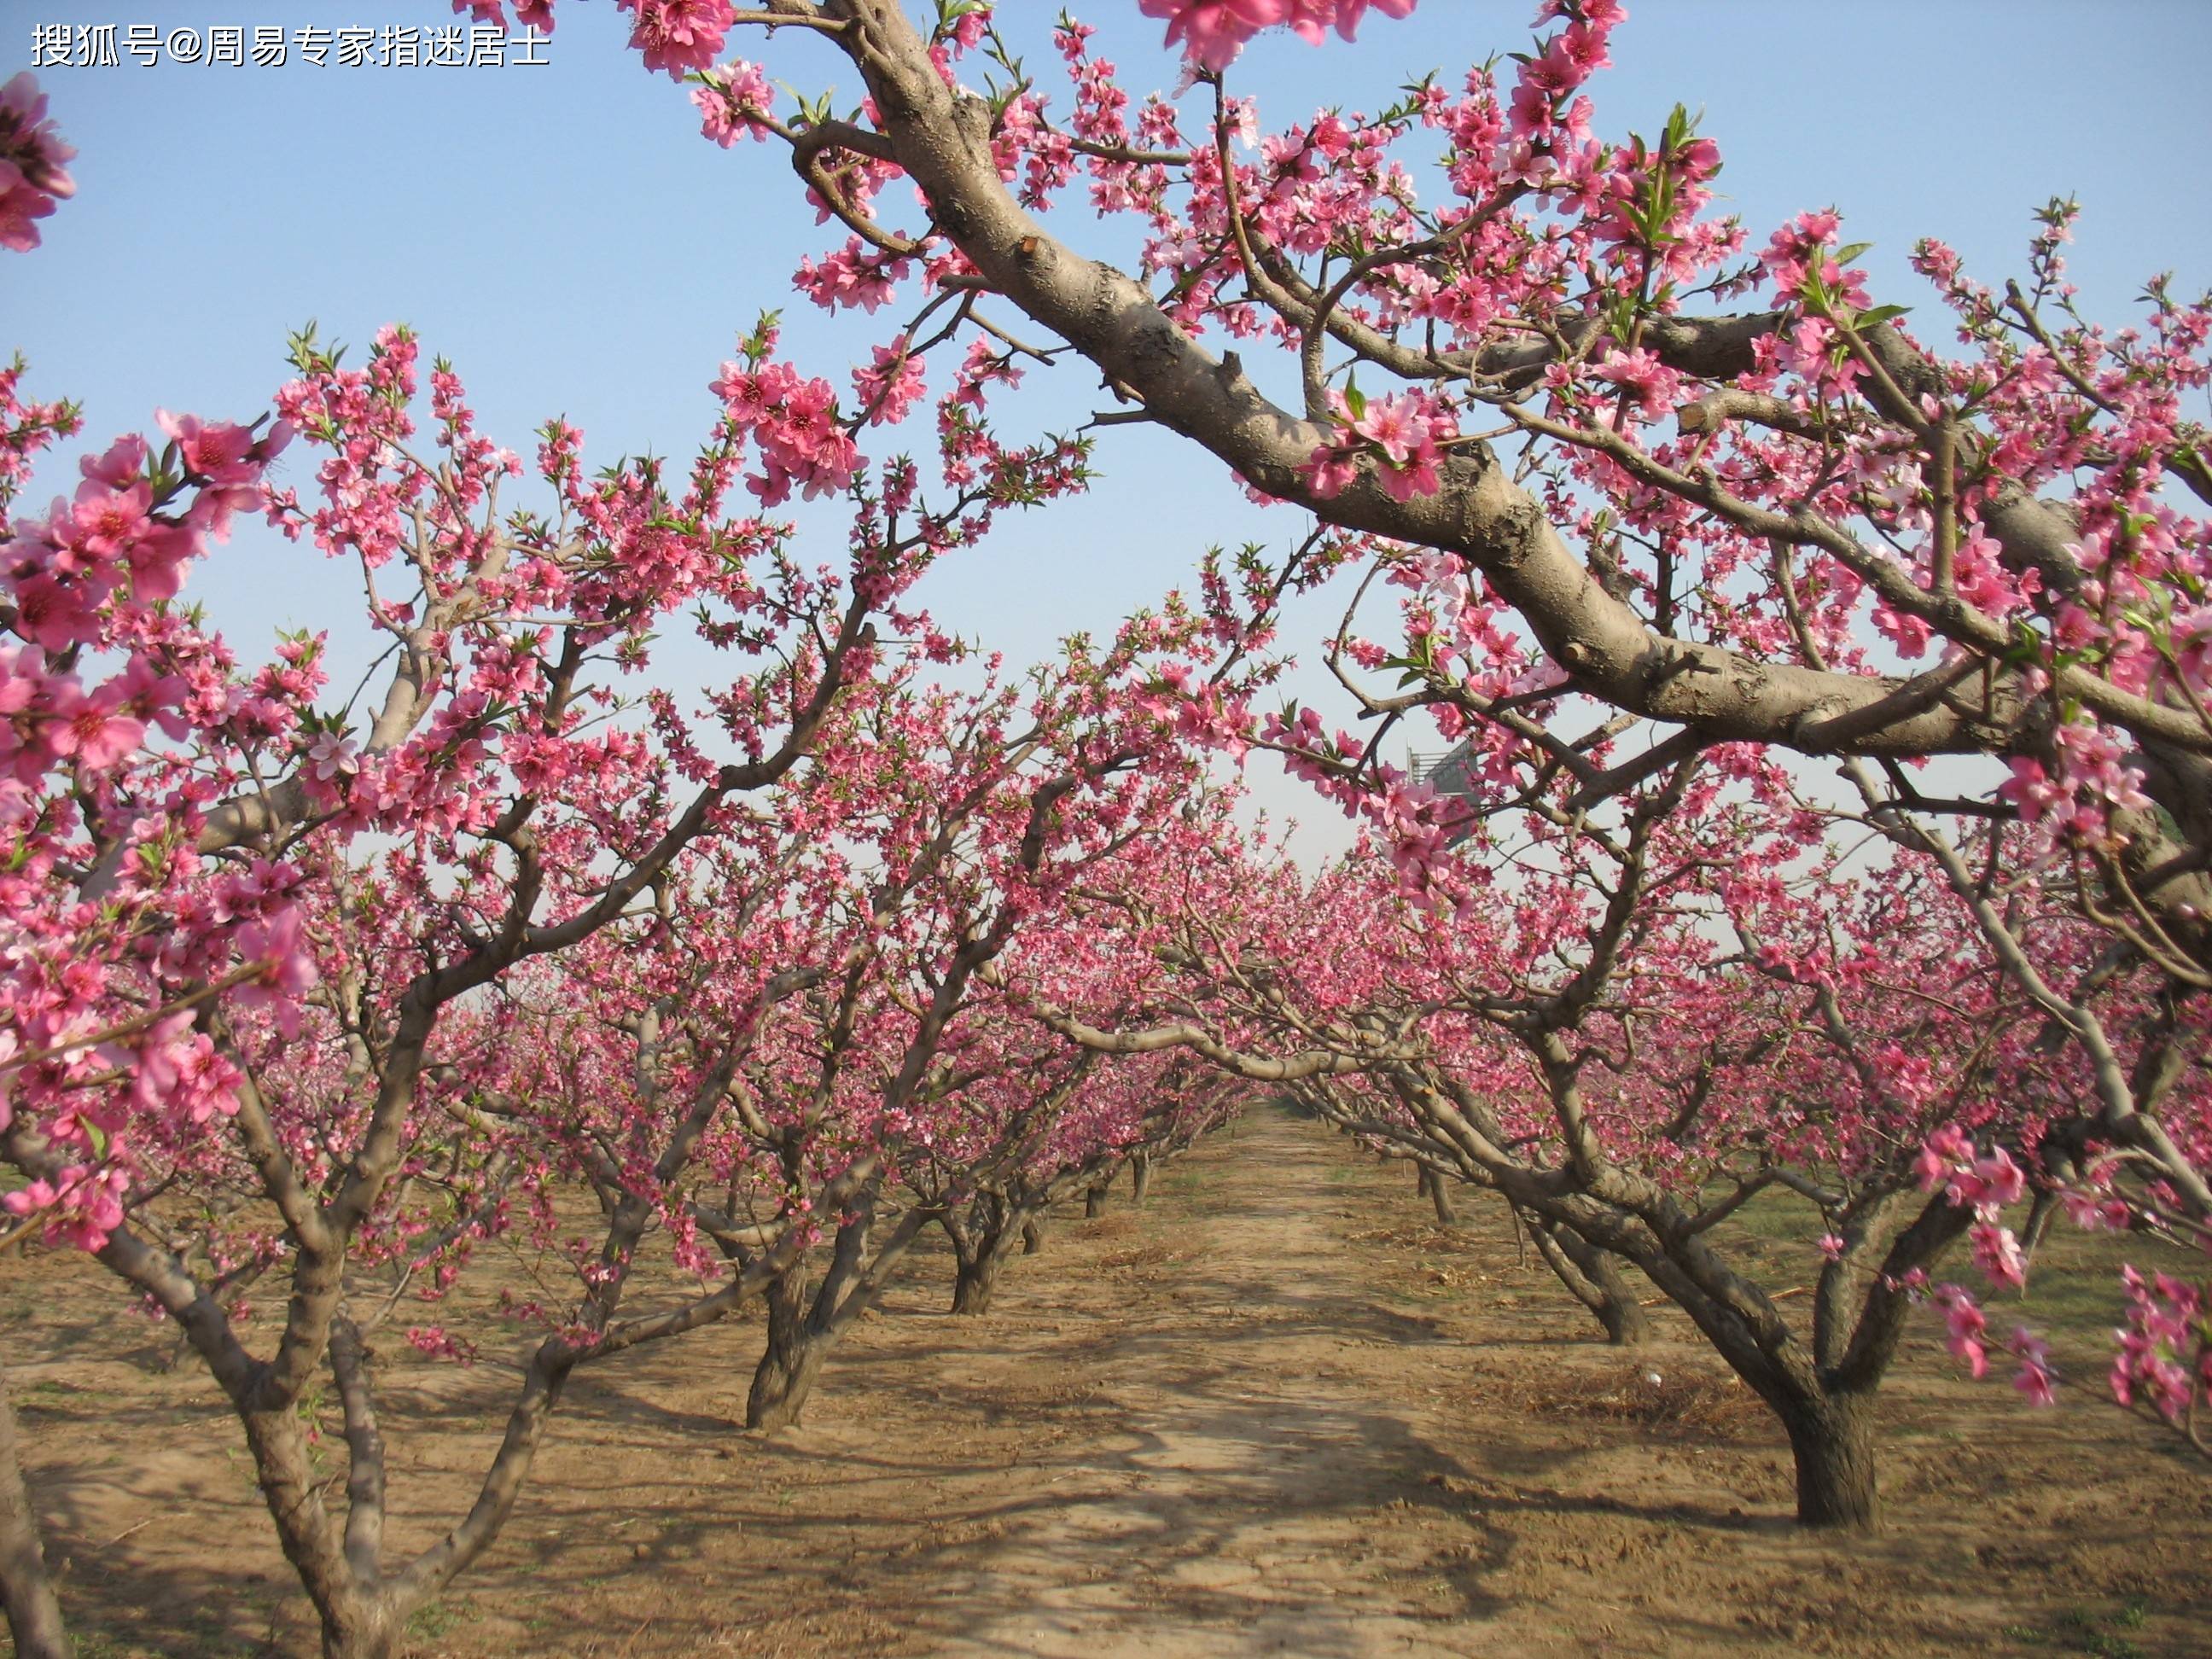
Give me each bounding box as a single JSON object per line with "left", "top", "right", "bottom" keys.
{"left": 6, "top": 0, "right": 2209, "bottom": 844}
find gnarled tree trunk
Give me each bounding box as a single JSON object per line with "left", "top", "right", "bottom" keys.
{"left": 951, "top": 1224, "right": 1025, "bottom": 1315}
{"left": 1129, "top": 1151, "right": 1152, "bottom": 1206}
{"left": 746, "top": 1265, "right": 826, "bottom": 1434}
{"left": 745, "top": 1194, "right": 930, "bottom": 1432}
{"left": 317, "top": 1602, "right": 401, "bottom": 1659}
{"left": 1776, "top": 1390, "right": 1880, "bottom": 1530}
{"left": 2017, "top": 1186, "right": 2060, "bottom": 1278}
{"left": 1526, "top": 1214, "right": 1650, "bottom": 1346}
{"left": 0, "top": 1353, "right": 68, "bottom": 1659}
{"left": 951, "top": 1249, "right": 1004, "bottom": 1314}
{"left": 237, "top": 1401, "right": 405, "bottom": 1659}
{"left": 945, "top": 1196, "right": 1029, "bottom": 1316}
{"left": 1417, "top": 1165, "right": 1458, "bottom": 1225}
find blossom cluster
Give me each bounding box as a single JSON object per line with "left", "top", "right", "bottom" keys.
{"left": 0, "top": 72, "right": 75, "bottom": 252}
{"left": 1137, "top": 0, "right": 1416, "bottom": 71}
{"left": 1303, "top": 387, "right": 1456, "bottom": 502}
{"left": 2113, "top": 1267, "right": 2212, "bottom": 1432}
{"left": 2, "top": 387, "right": 301, "bottom": 1248}
{"left": 708, "top": 335, "right": 862, "bottom": 506}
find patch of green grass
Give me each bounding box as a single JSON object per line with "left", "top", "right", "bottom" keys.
{"left": 406, "top": 1599, "right": 469, "bottom": 1641}
{"left": 18, "top": 1378, "right": 123, "bottom": 1412}
{"left": 2013, "top": 1597, "right": 2158, "bottom": 1658}
{"left": 1377, "top": 1284, "right": 1446, "bottom": 1307}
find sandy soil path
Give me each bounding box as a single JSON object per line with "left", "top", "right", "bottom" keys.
{"left": 933, "top": 1109, "right": 1470, "bottom": 1656}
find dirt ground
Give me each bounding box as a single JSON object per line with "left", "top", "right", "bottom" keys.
{"left": 9, "top": 1104, "right": 2210, "bottom": 1657}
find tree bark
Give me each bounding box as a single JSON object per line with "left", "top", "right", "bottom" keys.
{"left": 2017, "top": 1187, "right": 2060, "bottom": 1278}
{"left": 1527, "top": 1215, "right": 1650, "bottom": 1346}
{"left": 746, "top": 1266, "right": 823, "bottom": 1433}
{"left": 1021, "top": 1214, "right": 1046, "bottom": 1255}
{"left": 1129, "top": 1151, "right": 1152, "bottom": 1206}
{"left": 950, "top": 1241, "right": 1009, "bottom": 1315}
{"left": 1778, "top": 1392, "right": 1881, "bottom": 1530}
{"left": 0, "top": 1353, "right": 68, "bottom": 1659}
{"left": 320, "top": 1606, "right": 401, "bottom": 1659}
{"left": 236, "top": 1401, "right": 403, "bottom": 1658}
{"left": 744, "top": 1201, "right": 921, "bottom": 1431}
{"left": 949, "top": 1258, "right": 992, "bottom": 1314}
{"left": 745, "top": 1329, "right": 827, "bottom": 1435}
{"left": 1085, "top": 1179, "right": 1111, "bottom": 1220}
{"left": 1417, "top": 1166, "right": 1459, "bottom": 1226}
{"left": 946, "top": 1196, "right": 1022, "bottom": 1316}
